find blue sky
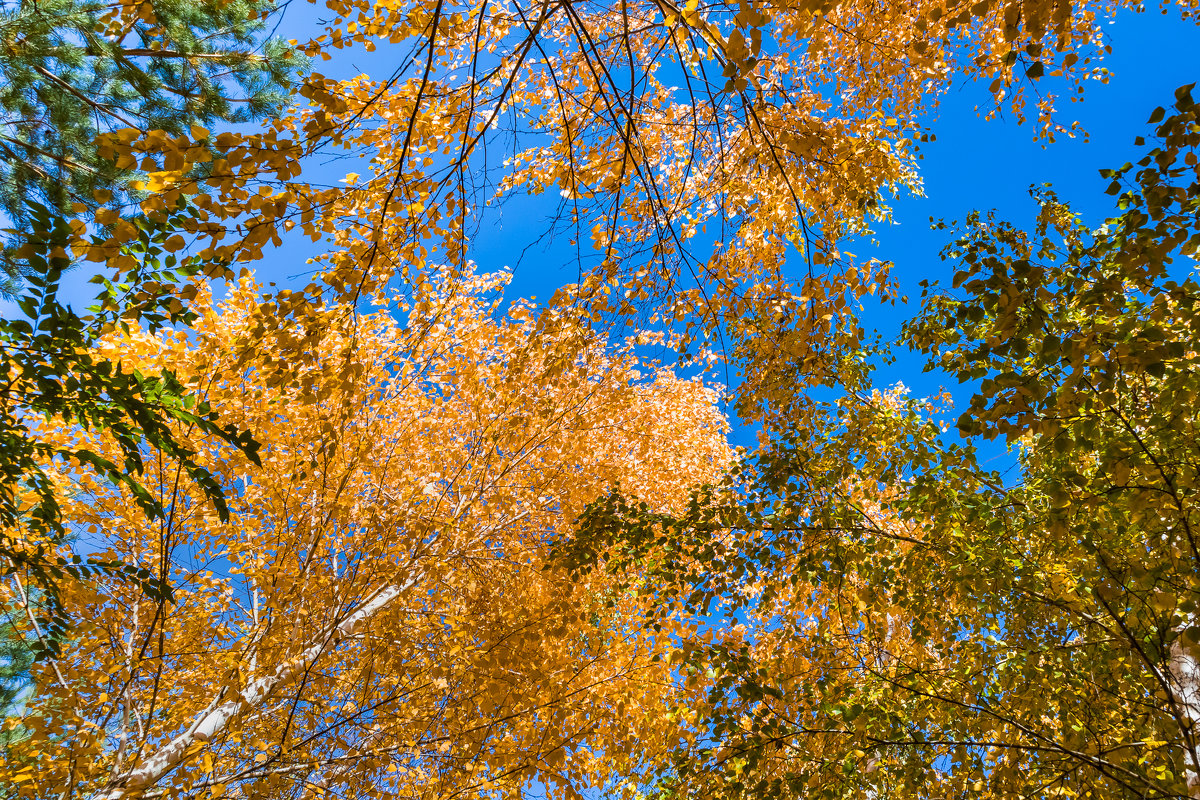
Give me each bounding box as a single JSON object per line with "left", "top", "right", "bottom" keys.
{"left": 38, "top": 5, "right": 1200, "bottom": 454}
{"left": 244, "top": 5, "right": 1200, "bottom": 460}
{"left": 842, "top": 8, "right": 1200, "bottom": 471}
{"left": 244, "top": 5, "right": 1200, "bottom": 303}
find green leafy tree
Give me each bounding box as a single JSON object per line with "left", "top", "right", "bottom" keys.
{"left": 0, "top": 203, "right": 260, "bottom": 658}
{"left": 0, "top": 0, "right": 301, "bottom": 286}
{"left": 0, "top": 0, "right": 294, "bottom": 634}
{"left": 561, "top": 85, "right": 1200, "bottom": 799}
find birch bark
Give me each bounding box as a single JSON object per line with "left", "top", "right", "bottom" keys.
{"left": 94, "top": 580, "right": 413, "bottom": 799}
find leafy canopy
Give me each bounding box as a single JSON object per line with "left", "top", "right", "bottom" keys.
{"left": 3, "top": 0, "right": 1200, "bottom": 797}
{"left": 0, "top": 203, "right": 260, "bottom": 659}
{"left": 560, "top": 85, "right": 1200, "bottom": 800}
{"left": 85, "top": 0, "right": 1196, "bottom": 342}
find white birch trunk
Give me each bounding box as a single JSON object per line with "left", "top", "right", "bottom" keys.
{"left": 1170, "top": 637, "right": 1200, "bottom": 799}
{"left": 94, "top": 579, "right": 412, "bottom": 800}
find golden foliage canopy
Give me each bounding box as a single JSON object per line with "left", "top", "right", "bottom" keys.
{"left": 1, "top": 271, "right": 729, "bottom": 799}
{"left": 6, "top": 0, "right": 1200, "bottom": 798}
{"left": 88, "top": 0, "right": 1200, "bottom": 339}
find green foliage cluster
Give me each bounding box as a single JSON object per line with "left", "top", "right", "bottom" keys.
{"left": 0, "top": 203, "right": 260, "bottom": 658}
{"left": 0, "top": 614, "right": 31, "bottom": 715}
{"left": 0, "top": 0, "right": 291, "bottom": 665}
{"left": 0, "top": 0, "right": 301, "bottom": 286}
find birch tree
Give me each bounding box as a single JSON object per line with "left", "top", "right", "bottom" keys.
{"left": 0, "top": 268, "right": 730, "bottom": 799}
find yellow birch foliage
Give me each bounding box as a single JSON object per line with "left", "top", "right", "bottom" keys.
{"left": 87, "top": 0, "right": 1199, "bottom": 342}
{"left": 0, "top": 269, "right": 729, "bottom": 799}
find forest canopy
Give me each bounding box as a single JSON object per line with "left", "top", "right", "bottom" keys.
{"left": 0, "top": 0, "right": 1198, "bottom": 798}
